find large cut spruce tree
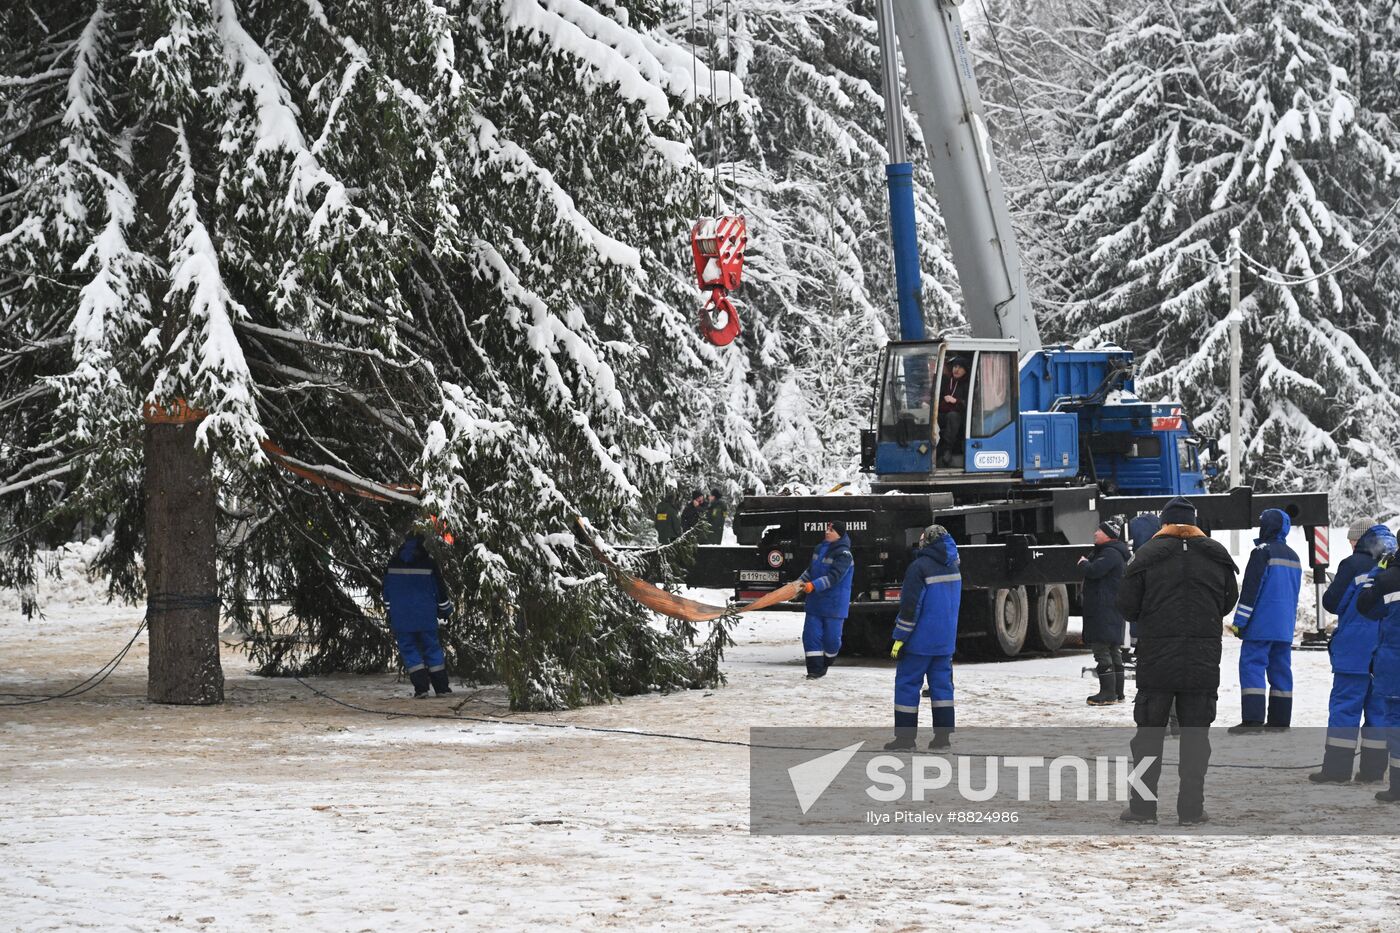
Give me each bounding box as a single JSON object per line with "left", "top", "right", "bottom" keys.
{"left": 0, "top": 0, "right": 738, "bottom": 708}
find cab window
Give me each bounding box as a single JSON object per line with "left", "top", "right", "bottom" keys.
{"left": 1178, "top": 438, "right": 1198, "bottom": 472}
{"left": 1126, "top": 436, "right": 1162, "bottom": 459}
{"left": 878, "top": 344, "right": 940, "bottom": 443}
{"left": 970, "top": 351, "right": 1016, "bottom": 438}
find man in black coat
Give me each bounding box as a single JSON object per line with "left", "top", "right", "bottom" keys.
{"left": 1117, "top": 496, "right": 1239, "bottom": 825}
{"left": 705, "top": 489, "right": 727, "bottom": 545}
{"left": 653, "top": 490, "right": 683, "bottom": 545}
{"left": 1079, "top": 520, "right": 1131, "bottom": 705}
{"left": 680, "top": 490, "right": 705, "bottom": 533}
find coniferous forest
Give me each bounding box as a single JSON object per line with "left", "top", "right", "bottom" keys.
{"left": 2, "top": 0, "right": 1397, "bottom": 707}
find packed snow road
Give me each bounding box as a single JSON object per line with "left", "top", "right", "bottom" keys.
{"left": 4, "top": 579, "right": 1400, "bottom": 930}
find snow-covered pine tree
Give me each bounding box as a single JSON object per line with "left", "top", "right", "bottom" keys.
{"left": 1334, "top": 0, "right": 1400, "bottom": 519}
{"left": 0, "top": 0, "right": 742, "bottom": 709}
{"left": 1049, "top": 0, "right": 1400, "bottom": 506}
{"left": 703, "top": 0, "right": 960, "bottom": 492}
{"left": 971, "top": 0, "right": 1146, "bottom": 309}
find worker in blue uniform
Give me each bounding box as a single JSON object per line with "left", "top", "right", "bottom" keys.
{"left": 383, "top": 528, "right": 456, "bottom": 698}
{"left": 1228, "top": 509, "right": 1303, "bottom": 733}
{"left": 796, "top": 521, "right": 854, "bottom": 678}
{"left": 886, "top": 524, "right": 962, "bottom": 750}
{"left": 1311, "top": 523, "right": 1397, "bottom": 783}
{"left": 1357, "top": 549, "right": 1400, "bottom": 802}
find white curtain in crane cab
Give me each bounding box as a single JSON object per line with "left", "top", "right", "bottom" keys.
{"left": 972, "top": 352, "right": 1015, "bottom": 437}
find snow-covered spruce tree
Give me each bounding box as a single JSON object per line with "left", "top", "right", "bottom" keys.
{"left": 698, "top": 0, "right": 960, "bottom": 492}
{"left": 971, "top": 0, "right": 1146, "bottom": 309}
{"left": 1048, "top": 0, "right": 1400, "bottom": 504}
{"left": 0, "top": 0, "right": 740, "bottom": 709}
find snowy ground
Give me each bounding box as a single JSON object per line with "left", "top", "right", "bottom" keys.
{"left": 5, "top": 539, "right": 1400, "bottom": 931}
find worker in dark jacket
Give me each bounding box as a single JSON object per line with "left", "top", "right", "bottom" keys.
{"left": 1128, "top": 513, "right": 1163, "bottom": 553}
{"left": 653, "top": 491, "right": 683, "bottom": 545}
{"left": 936, "top": 358, "right": 970, "bottom": 467}
{"left": 886, "top": 525, "right": 962, "bottom": 750}
{"left": 383, "top": 530, "right": 455, "bottom": 698}
{"left": 796, "top": 521, "right": 854, "bottom": 678}
{"left": 1080, "top": 520, "right": 1131, "bottom": 705}
{"left": 1311, "top": 523, "right": 1396, "bottom": 783}
{"left": 704, "top": 489, "right": 727, "bottom": 545}
{"left": 1228, "top": 509, "right": 1303, "bottom": 733}
{"left": 680, "top": 490, "right": 705, "bottom": 534}
{"left": 1358, "top": 550, "right": 1400, "bottom": 802}
{"left": 1117, "top": 496, "right": 1238, "bottom": 825}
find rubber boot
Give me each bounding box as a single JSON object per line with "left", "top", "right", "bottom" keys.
{"left": 1357, "top": 742, "right": 1388, "bottom": 783}
{"left": 927, "top": 730, "right": 951, "bottom": 750}
{"left": 1309, "top": 742, "right": 1355, "bottom": 784}
{"left": 1114, "top": 668, "right": 1126, "bottom": 703}
{"left": 884, "top": 729, "right": 917, "bottom": 751}
{"left": 1376, "top": 766, "right": 1400, "bottom": 803}
{"left": 1087, "top": 671, "right": 1117, "bottom": 706}
{"left": 408, "top": 668, "right": 431, "bottom": 699}
{"left": 429, "top": 668, "right": 453, "bottom": 696}
{"left": 1265, "top": 693, "right": 1292, "bottom": 731}
{"left": 1119, "top": 806, "right": 1157, "bottom": 825}
{"left": 1227, "top": 721, "right": 1266, "bottom": 735}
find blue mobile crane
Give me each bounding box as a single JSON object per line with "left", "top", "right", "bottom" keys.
{"left": 703, "top": 0, "right": 1330, "bottom": 657}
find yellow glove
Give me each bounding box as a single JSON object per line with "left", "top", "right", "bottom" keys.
{"left": 1381, "top": 552, "right": 1393, "bottom": 570}
{"left": 1229, "top": 624, "right": 1242, "bottom": 638}
{"left": 891, "top": 640, "right": 904, "bottom": 660}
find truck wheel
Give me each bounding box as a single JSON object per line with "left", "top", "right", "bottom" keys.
{"left": 957, "top": 588, "right": 1028, "bottom": 660}
{"left": 1026, "top": 583, "right": 1069, "bottom": 653}
{"left": 989, "top": 586, "right": 1029, "bottom": 657}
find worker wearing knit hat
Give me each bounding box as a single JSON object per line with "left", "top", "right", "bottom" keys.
{"left": 1349, "top": 518, "right": 1376, "bottom": 545}
{"left": 1160, "top": 496, "right": 1198, "bottom": 526}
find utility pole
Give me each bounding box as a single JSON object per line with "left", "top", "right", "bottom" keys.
{"left": 1228, "top": 227, "right": 1243, "bottom": 557}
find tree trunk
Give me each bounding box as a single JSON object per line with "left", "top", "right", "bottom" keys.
{"left": 144, "top": 414, "right": 223, "bottom": 704}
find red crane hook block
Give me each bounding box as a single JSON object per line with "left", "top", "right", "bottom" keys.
{"left": 699, "top": 290, "right": 741, "bottom": 347}
{"left": 691, "top": 215, "right": 747, "bottom": 346}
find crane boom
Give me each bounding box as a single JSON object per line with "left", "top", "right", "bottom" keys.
{"left": 883, "top": 0, "right": 1040, "bottom": 350}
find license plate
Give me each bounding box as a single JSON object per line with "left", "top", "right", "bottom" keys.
{"left": 739, "top": 570, "right": 780, "bottom": 583}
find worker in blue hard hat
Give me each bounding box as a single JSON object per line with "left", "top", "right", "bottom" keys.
{"left": 1357, "top": 540, "right": 1400, "bottom": 802}
{"left": 795, "top": 521, "right": 854, "bottom": 679}
{"left": 383, "top": 519, "right": 456, "bottom": 699}
{"left": 1227, "top": 509, "right": 1303, "bottom": 734}
{"left": 886, "top": 524, "right": 961, "bottom": 750}
{"left": 1311, "top": 522, "right": 1397, "bottom": 784}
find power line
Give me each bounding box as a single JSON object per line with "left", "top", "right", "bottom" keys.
{"left": 291, "top": 676, "right": 1318, "bottom": 768}
{"left": 975, "top": 0, "right": 1070, "bottom": 234}
{"left": 1237, "top": 193, "right": 1400, "bottom": 288}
